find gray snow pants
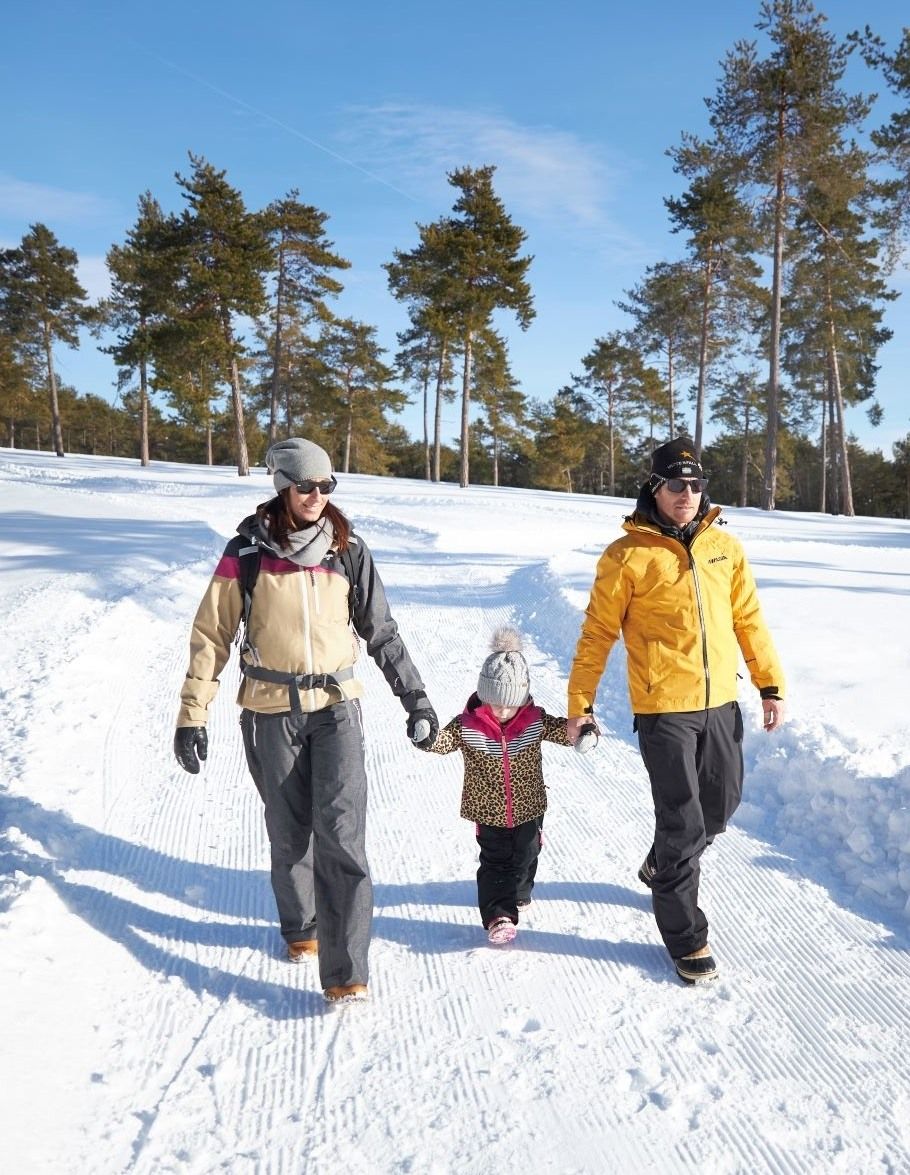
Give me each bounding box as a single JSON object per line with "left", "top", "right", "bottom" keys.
{"left": 240, "top": 700, "right": 372, "bottom": 989}
{"left": 636, "top": 702, "right": 744, "bottom": 960}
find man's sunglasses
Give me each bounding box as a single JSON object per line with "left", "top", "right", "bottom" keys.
{"left": 294, "top": 476, "right": 337, "bottom": 496}
{"left": 657, "top": 477, "right": 708, "bottom": 493}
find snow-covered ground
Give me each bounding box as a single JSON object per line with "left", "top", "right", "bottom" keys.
{"left": 1, "top": 448, "right": 909, "bottom": 1174}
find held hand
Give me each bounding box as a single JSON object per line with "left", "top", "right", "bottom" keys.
{"left": 574, "top": 721, "right": 600, "bottom": 755}
{"left": 174, "top": 726, "right": 208, "bottom": 773}
{"left": 566, "top": 716, "right": 595, "bottom": 745}
{"left": 407, "top": 706, "right": 439, "bottom": 749}
{"left": 762, "top": 698, "right": 785, "bottom": 732}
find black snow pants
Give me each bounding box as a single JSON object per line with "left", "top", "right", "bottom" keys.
{"left": 475, "top": 816, "right": 544, "bottom": 928}
{"left": 636, "top": 702, "right": 744, "bottom": 959}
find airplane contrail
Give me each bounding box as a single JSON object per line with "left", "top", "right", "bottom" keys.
{"left": 149, "top": 51, "right": 421, "bottom": 204}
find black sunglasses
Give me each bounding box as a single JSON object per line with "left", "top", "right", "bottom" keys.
{"left": 294, "top": 476, "right": 337, "bottom": 496}
{"left": 658, "top": 477, "right": 708, "bottom": 493}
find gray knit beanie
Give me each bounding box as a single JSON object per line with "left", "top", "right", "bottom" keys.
{"left": 265, "top": 438, "right": 333, "bottom": 493}
{"left": 477, "top": 627, "right": 531, "bottom": 708}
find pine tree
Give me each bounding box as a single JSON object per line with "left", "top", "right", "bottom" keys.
{"left": 0, "top": 224, "right": 92, "bottom": 457}
{"left": 471, "top": 329, "right": 527, "bottom": 487}
{"left": 318, "top": 318, "right": 404, "bottom": 473}
{"left": 665, "top": 145, "right": 763, "bottom": 456}
{"left": 261, "top": 192, "right": 349, "bottom": 445}
{"left": 175, "top": 154, "right": 271, "bottom": 474}
{"left": 444, "top": 166, "right": 534, "bottom": 487}
{"left": 782, "top": 142, "right": 894, "bottom": 515}
{"left": 386, "top": 220, "right": 463, "bottom": 483}
{"left": 618, "top": 260, "right": 699, "bottom": 438}
{"left": 532, "top": 392, "right": 590, "bottom": 493}
{"left": 572, "top": 332, "right": 652, "bottom": 495}
{"left": 856, "top": 26, "right": 910, "bottom": 267}
{"left": 102, "top": 193, "right": 177, "bottom": 466}
{"left": 706, "top": 0, "right": 869, "bottom": 508}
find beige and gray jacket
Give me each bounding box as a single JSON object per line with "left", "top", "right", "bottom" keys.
{"left": 177, "top": 515, "right": 427, "bottom": 726}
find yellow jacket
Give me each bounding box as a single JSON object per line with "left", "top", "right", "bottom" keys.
{"left": 568, "top": 506, "right": 784, "bottom": 717}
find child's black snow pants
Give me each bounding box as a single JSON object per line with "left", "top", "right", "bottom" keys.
{"left": 475, "top": 815, "right": 544, "bottom": 928}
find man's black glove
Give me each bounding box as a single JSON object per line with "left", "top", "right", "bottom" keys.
{"left": 403, "top": 690, "right": 439, "bottom": 749}
{"left": 174, "top": 726, "right": 208, "bottom": 774}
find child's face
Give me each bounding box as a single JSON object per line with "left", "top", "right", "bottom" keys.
{"left": 489, "top": 704, "right": 520, "bottom": 723}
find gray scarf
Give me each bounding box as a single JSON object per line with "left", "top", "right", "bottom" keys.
{"left": 277, "top": 517, "right": 336, "bottom": 567}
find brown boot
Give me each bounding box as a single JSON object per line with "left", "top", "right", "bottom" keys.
{"left": 323, "top": 983, "right": 368, "bottom": 1003}
{"left": 287, "top": 939, "right": 318, "bottom": 963}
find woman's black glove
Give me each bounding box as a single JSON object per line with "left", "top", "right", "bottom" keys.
{"left": 174, "top": 726, "right": 208, "bottom": 773}
{"left": 403, "top": 690, "right": 439, "bottom": 749}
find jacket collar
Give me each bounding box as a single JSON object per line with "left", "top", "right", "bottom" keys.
{"left": 462, "top": 693, "right": 539, "bottom": 739}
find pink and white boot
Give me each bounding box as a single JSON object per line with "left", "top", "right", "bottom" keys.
{"left": 487, "top": 917, "right": 517, "bottom": 945}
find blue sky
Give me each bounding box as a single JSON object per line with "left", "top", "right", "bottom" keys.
{"left": 3, "top": 0, "right": 907, "bottom": 456}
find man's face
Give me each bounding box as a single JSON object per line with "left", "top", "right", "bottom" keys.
{"left": 653, "top": 478, "right": 703, "bottom": 528}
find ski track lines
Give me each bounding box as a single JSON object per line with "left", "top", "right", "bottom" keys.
{"left": 3, "top": 495, "right": 910, "bottom": 1173}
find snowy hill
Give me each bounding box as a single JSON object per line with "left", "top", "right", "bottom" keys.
{"left": 1, "top": 449, "right": 909, "bottom": 1174}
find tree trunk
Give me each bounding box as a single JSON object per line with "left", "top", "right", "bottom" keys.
{"left": 740, "top": 403, "right": 750, "bottom": 508}
{"left": 492, "top": 433, "right": 500, "bottom": 487}
{"left": 694, "top": 265, "right": 713, "bottom": 457}
{"left": 43, "top": 325, "right": 64, "bottom": 457}
{"left": 667, "top": 341, "right": 675, "bottom": 436}
{"left": 268, "top": 253, "right": 286, "bottom": 447}
{"left": 829, "top": 338, "right": 854, "bottom": 516}
{"left": 205, "top": 397, "right": 213, "bottom": 466}
{"left": 221, "top": 313, "right": 250, "bottom": 475}
{"left": 433, "top": 339, "right": 448, "bottom": 483}
{"left": 139, "top": 356, "right": 150, "bottom": 467}
{"left": 762, "top": 142, "right": 787, "bottom": 511}
{"left": 459, "top": 330, "right": 474, "bottom": 488}
{"left": 344, "top": 400, "right": 353, "bottom": 473}
{"left": 827, "top": 386, "right": 839, "bottom": 513}
{"left": 818, "top": 395, "right": 827, "bottom": 513}
{"left": 422, "top": 350, "right": 431, "bottom": 482}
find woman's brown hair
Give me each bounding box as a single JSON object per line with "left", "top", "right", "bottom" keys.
{"left": 256, "top": 491, "right": 351, "bottom": 552}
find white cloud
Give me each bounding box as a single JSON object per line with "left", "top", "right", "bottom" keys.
{"left": 343, "top": 104, "right": 648, "bottom": 261}
{"left": 0, "top": 174, "right": 117, "bottom": 224}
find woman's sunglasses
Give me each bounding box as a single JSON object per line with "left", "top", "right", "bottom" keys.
{"left": 294, "top": 476, "right": 337, "bottom": 496}
{"left": 657, "top": 477, "right": 708, "bottom": 493}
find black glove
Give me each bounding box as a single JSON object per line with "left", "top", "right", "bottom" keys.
{"left": 174, "top": 726, "right": 208, "bottom": 774}
{"left": 404, "top": 691, "right": 439, "bottom": 749}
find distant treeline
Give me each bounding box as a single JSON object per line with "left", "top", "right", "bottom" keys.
{"left": 1, "top": 4, "right": 909, "bottom": 515}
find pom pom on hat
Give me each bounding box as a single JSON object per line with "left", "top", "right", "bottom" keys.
{"left": 265, "top": 438, "right": 333, "bottom": 492}
{"left": 477, "top": 627, "right": 531, "bottom": 708}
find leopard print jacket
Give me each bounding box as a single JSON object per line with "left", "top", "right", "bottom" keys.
{"left": 423, "top": 696, "right": 570, "bottom": 827}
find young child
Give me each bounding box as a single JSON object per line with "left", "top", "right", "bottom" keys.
{"left": 416, "top": 627, "right": 596, "bottom": 944}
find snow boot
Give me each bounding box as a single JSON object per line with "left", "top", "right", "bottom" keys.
{"left": 487, "top": 917, "right": 517, "bottom": 945}
{"left": 287, "top": 939, "right": 318, "bottom": 962}
{"left": 324, "top": 983, "right": 368, "bottom": 1004}
{"left": 674, "top": 946, "right": 718, "bottom": 985}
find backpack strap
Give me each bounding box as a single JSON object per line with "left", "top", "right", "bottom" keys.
{"left": 339, "top": 542, "right": 361, "bottom": 625}
{"left": 237, "top": 540, "right": 262, "bottom": 639}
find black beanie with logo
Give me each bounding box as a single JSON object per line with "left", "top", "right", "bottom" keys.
{"left": 650, "top": 438, "right": 704, "bottom": 480}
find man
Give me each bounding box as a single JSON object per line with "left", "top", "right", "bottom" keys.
{"left": 567, "top": 438, "right": 785, "bottom": 985}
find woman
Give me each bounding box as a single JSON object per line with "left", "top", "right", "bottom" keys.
{"left": 174, "top": 438, "right": 438, "bottom": 1004}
